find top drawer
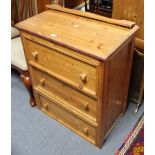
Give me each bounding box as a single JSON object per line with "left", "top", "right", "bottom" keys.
{"left": 22, "top": 33, "right": 100, "bottom": 98}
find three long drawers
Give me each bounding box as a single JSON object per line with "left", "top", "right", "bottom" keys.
{"left": 17, "top": 5, "right": 138, "bottom": 148}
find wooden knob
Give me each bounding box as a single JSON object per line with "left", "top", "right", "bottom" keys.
{"left": 83, "top": 102, "right": 89, "bottom": 111}
{"left": 80, "top": 73, "right": 87, "bottom": 83}
{"left": 82, "top": 127, "right": 89, "bottom": 135}
{"left": 40, "top": 78, "right": 45, "bottom": 86}
{"left": 32, "top": 51, "right": 38, "bottom": 60}
{"left": 43, "top": 103, "right": 48, "bottom": 111}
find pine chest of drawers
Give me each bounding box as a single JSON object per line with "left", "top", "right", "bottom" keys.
{"left": 16, "top": 5, "right": 139, "bottom": 148}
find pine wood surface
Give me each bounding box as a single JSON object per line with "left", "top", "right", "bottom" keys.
{"left": 17, "top": 5, "right": 138, "bottom": 148}
{"left": 16, "top": 5, "right": 138, "bottom": 61}
{"left": 24, "top": 37, "right": 98, "bottom": 96}
{"left": 112, "top": 0, "right": 144, "bottom": 50}
{"left": 39, "top": 95, "right": 96, "bottom": 144}
{"left": 112, "top": 0, "right": 144, "bottom": 109}
{"left": 30, "top": 66, "right": 97, "bottom": 121}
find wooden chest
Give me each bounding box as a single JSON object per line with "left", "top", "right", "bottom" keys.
{"left": 16, "top": 5, "right": 138, "bottom": 148}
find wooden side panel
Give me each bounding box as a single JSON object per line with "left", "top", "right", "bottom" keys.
{"left": 105, "top": 46, "right": 128, "bottom": 131}
{"left": 101, "top": 40, "right": 134, "bottom": 143}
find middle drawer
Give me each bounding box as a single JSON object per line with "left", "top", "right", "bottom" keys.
{"left": 30, "top": 66, "right": 97, "bottom": 121}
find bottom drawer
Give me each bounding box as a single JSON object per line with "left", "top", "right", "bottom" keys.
{"left": 38, "top": 94, "right": 96, "bottom": 144}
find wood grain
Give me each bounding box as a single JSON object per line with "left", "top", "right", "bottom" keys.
{"left": 39, "top": 94, "right": 96, "bottom": 144}
{"left": 47, "top": 5, "right": 136, "bottom": 28}
{"left": 30, "top": 66, "right": 97, "bottom": 121}
{"left": 23, "top": 35, "right": 98, "bottom": 97}
{"left": 112, "top": 0, "right": 144, "bottom": 50}
{"left": 112, "top": 0, "right": 144, "bottom": 110}
{"left": 18, "top": 5, "right": 138, "bottom": 148}
{"left": 16, "top": 5, "right": 138, "bottom": 61}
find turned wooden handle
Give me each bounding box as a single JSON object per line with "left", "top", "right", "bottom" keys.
{"left": 43, "top": 103, "right": 48, "bottom": 110}
{"left": 32, "top": 51, "right": 38, "bottom": 60}
{"left": 40, "top": 78, "right": 45, "bottom": 86}
{"left": 82, "top": 127, "right": 89, "bottom": 135}
{"left": 83, "top": 102, "right": 89, "bottom": 111}
{"left": 80, "top": 73, "right": 87, "bottom": 83}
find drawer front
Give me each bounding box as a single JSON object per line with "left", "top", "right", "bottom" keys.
{"left": 30, "top": 66, "right": 97, "bottom": 121}
{"left": 24, "top": 36, "right": 98, "bottom": 97}
{"left": 39, "top": 94, "right": 96, "bottom": 143}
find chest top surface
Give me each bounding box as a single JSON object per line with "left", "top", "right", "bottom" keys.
{"left": 16, "top": 5, "right": 139, "bottom": 61}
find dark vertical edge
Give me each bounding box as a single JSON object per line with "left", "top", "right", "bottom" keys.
{"left": 121, "top": 39, "right": 135, "bottom": 114}
{"left": 95, "top": 61, "right": 108, "bottom": 148}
